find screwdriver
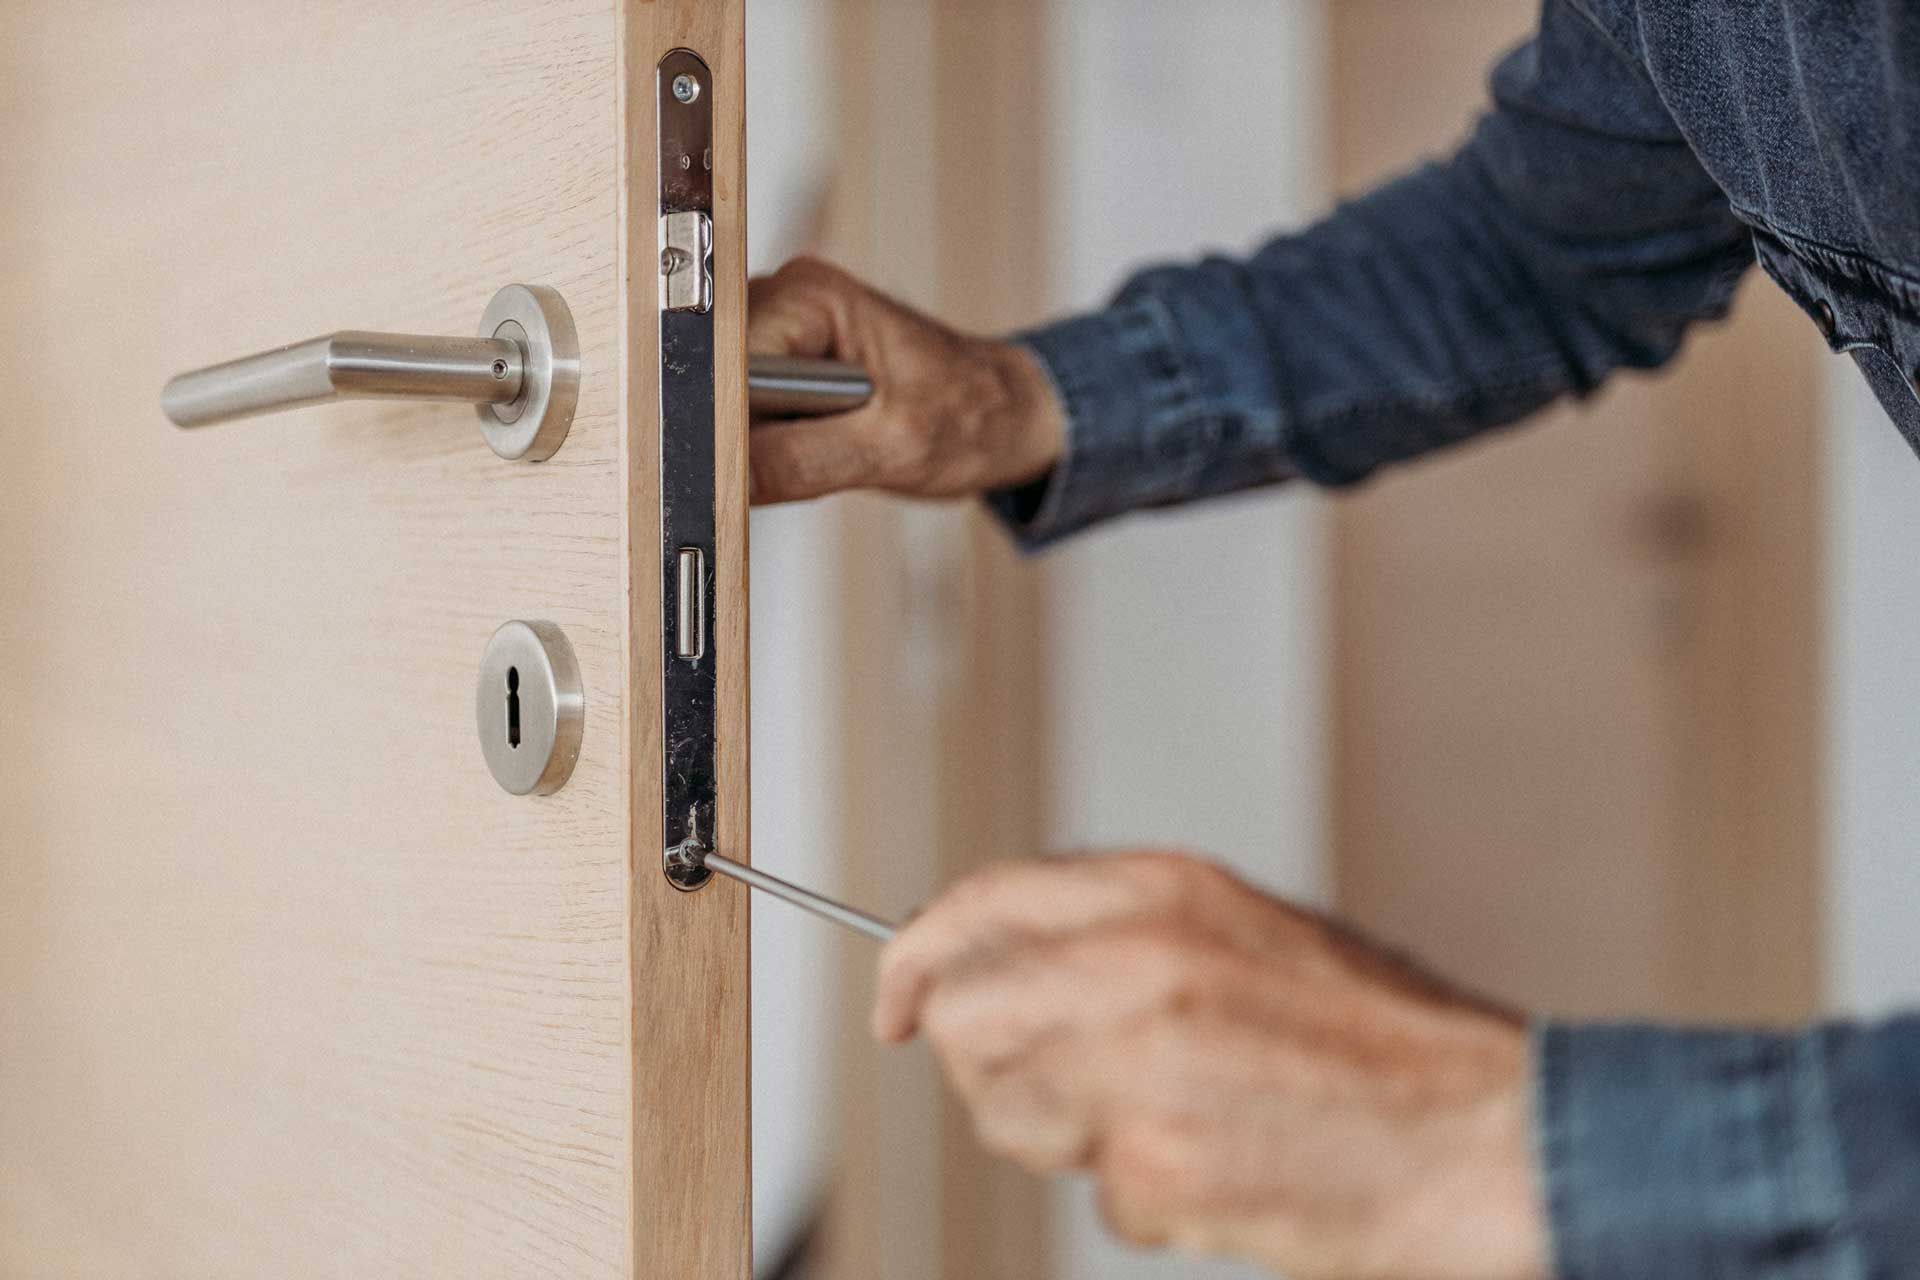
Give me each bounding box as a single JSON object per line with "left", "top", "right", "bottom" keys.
{"left": 695, "top": 849, "right": 899, "bottom": 943}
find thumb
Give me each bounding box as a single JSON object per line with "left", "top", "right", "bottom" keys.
{"left": 747, "top": 259, "right": 847, "bottom": 359}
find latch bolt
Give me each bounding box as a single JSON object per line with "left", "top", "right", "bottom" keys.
{"left": 660, "top": 211, "right": 713, "bottom": 314}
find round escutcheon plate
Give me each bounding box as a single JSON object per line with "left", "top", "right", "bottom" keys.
{"left": 476, "top": 284, "right": 579, "bottom": 462}
{"left": 476, "top": 620, "right": 584, "bottom": 796}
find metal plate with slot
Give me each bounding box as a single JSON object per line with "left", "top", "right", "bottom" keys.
{"left": 658, "top": 48, "right": 719, "bottom": 891}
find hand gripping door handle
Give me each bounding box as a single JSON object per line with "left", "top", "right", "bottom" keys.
{"left": 162, "top": 282, "right": 870, "bottom": 463}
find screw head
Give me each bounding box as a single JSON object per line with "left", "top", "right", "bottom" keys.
{"left": 671, "top": 74, "right": 700, "bottom": 104}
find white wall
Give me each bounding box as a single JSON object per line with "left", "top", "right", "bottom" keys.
{"left": 1823, "top": 363, "right": 1920, "bottom": 1016}
{"left": 1041, "top": 3, "right": 1331, "bottom": 1276}
{"left": 746, "top": 0, "right": 843, "bottom": 1265}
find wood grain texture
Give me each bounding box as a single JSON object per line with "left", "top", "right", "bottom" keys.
{"left": 927, "top": 4, "right": 1055, "bottom": 1275}
{"left": 819, "top": 1, "right": 1053, "bottom": 1275}
{"left": 820, "top": 6, "right": 954, "bottom": 1276}
{"left": 619, "top": 3, "right": 753, "bottom": 1279}
{"left": 0, "top": 5, "right": 631, "bottom": 1275}
{"left": 0, "top": 2, "right": 749, "bottom": 1275}
{"left": 1328, "top": 1, "right": 1823, "bottom": 1023}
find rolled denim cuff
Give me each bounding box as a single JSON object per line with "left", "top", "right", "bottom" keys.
{"left": 985, "top": 300, "right": 1192, "bottom": 550}
{"left": 1536, "top": 1021, "right": 1863, "bottom": 1279}
{"left": 985, "top": 286, "right": 1293, "bottom": 551}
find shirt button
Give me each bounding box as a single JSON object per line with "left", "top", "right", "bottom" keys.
{"left": 1813, "top": 299, "right": 1838, "bottom": 341}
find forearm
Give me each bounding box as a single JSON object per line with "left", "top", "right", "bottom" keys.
{"left": 1538, "top": 1016, "right": 1920, "bottom": 1276}
{"left": 994, "top": 0, "right": 1755, "bottom": 548}
{"left": 745, "top": 3, "right": 1756, "bottom": 545}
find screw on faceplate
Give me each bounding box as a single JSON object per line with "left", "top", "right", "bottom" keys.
{"left": 672, "top": 74, "right": 700, "bottom": 104}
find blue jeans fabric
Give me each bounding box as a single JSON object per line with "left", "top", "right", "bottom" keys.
{"left": 993, "top": 2, "right": 1920, "bottom": 1273}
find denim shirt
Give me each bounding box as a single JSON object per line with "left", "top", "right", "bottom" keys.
{"left": 996, "top": 2, "right": 1920, "bottom": 1274}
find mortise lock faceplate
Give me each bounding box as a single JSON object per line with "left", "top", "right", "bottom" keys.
{"left": 658, "top": 48, "right": 719, "bottom": 891}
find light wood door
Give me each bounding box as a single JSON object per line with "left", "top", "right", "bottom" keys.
{"left": 0, "top": 4, "right": 750, "bottom": 1276}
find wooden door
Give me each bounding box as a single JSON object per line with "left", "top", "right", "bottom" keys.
{"left": 0, "top": 4, "right": 750, "bottom": 1276}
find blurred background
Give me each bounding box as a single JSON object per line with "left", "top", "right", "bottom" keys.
{"left": 743, "top": 1, "right": 1920, "bottom": 1277}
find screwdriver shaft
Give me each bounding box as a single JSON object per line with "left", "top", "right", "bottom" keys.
{"left": 699, "top": 851, "right": 898, "bottom": 943}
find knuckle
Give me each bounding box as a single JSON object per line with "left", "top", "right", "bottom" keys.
{"left": 1101, "top": 1209, "right": 1161, "bottom": 1250}
{"left": 975, "top": 1118, "right": 1064, "bottom": 1175}
{"left": 1137, "top": 1005, "right": 1205, "bottom": 1085}
{"left": 971, "top": 1103, "right": 1042, "bottom": 1165}
{"left": 1173, "top": 853, "right": 1237, "bottom": 902}
{"left": 774, "top": 253, "right": 819, "bottom": 280}
{"left": 1096, "top": 1193, "right": 1156, "bottom": 1248}
{"left": 1161, "top": 967, "right": 1208, "bottom": 1022}
{"left": 970, "top": 1108, "right": 1016, "bottom": 1159}
{"left": 948, "top": 861, "right": 1026, "bottom": 910}
{"left": 1097, "top": 1137, "right": 1179, "bottom": 1245}
{"left": 1100, "top": 1132, "right": 1156, "bottom": 1195}
{"left": 1116, "top": 924, "right": 1215, "bottom": 1010}
{"left": 747, "top": 450, "right": 786, "bottom": 502}
{"left": 874, "top": 944, "right": 928, "bottom": 1004}
{"left": 1124, "top": 851, "right": 1247, "bottom": 925}
{"left": 874, "top": 415, "right": 936, "bottom": 480}
{"left": 1104, "top": 1122, "right": 1208, "bottom": 1209}
{"left": 1122, "top": 851, "right": 1208, "bottom": 905}
{"left": 777, "top": 253, "right": 841, "bottom": 291}
{"left": 874, "top": 946, "right": 922, "bottom": 1005}
{"left": 971, "top": 1075, "right": 1087, "bottom": 1173}
{"left": 918, "top": 991, "right": 967, "bottom": 1055}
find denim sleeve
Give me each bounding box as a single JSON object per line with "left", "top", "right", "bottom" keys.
{"left": 989, "top": 0, "right": 1754, "bottom": 549}
{"left": 1537, "top": 1018, "right": 1920, "bottom": 1278}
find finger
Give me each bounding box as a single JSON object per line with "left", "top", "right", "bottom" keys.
{"left": 745, "top": 287, "right": 835, "bottom": 360}
{"left": 1096, "top": 1117, "right": 1254, "bottom": 1260}
{"left": 965, "top": 1031, "right": 1109, "bottom": 1174}
{"left": 746, "top": 259, "right": 851, "bottom": 360}
{"left": 1097, "top": 1138, "right": 1182, "bottom": 1252}
{"left": 875, "top": 857, "right": 1145, "bottom": 1043}
{"left": 966, "top": 1029, "right": 1212, "bottom": 1231}
{"left": 748, "top": 413, "right": 882, "bottom": 504}
{"left": 918, "top": 923, "right": 1220, "bottom": 1097}
{"left": 873, "top": 853, "right": 1192, "bottom": 1044}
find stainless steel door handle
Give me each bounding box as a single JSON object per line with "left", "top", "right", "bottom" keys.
{"left": 747, "top": 356, "right": 871, "bottom": 417}
{"left": 164, "top": 281, "right": 866, "bottom": 462}
{"left": 163, "top": 284, "right": 581, "bottom": 461}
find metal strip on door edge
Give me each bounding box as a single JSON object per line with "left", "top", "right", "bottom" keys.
{"left": 658, "top": 47, "right": 719, "bottom": 891}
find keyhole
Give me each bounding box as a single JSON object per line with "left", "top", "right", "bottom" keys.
{"left": 506, "top": 666, "right": 521, "bottom": 750}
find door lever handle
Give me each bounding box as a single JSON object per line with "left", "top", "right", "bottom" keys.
{"left": 164, "top": 287, "right": 868, "bottom": 460}
{"left": 746, "top": 356, "right": 872, "bottom": 417}
{"left": 165, "top": 331, "right": 529, "bottom": 423}
{"left": 163, "top": 284, "right": 581, "bottom": 461}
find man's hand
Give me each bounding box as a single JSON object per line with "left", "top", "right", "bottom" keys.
{"left": 747, "top": 257, "right": 1066, "bottom": 503}
{"left": 874, "top": 852, "right": 1550, "bottom": 1280}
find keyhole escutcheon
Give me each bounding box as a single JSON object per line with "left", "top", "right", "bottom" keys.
{"left": 476, "top": 620, "right": 583, "bottom": 797}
